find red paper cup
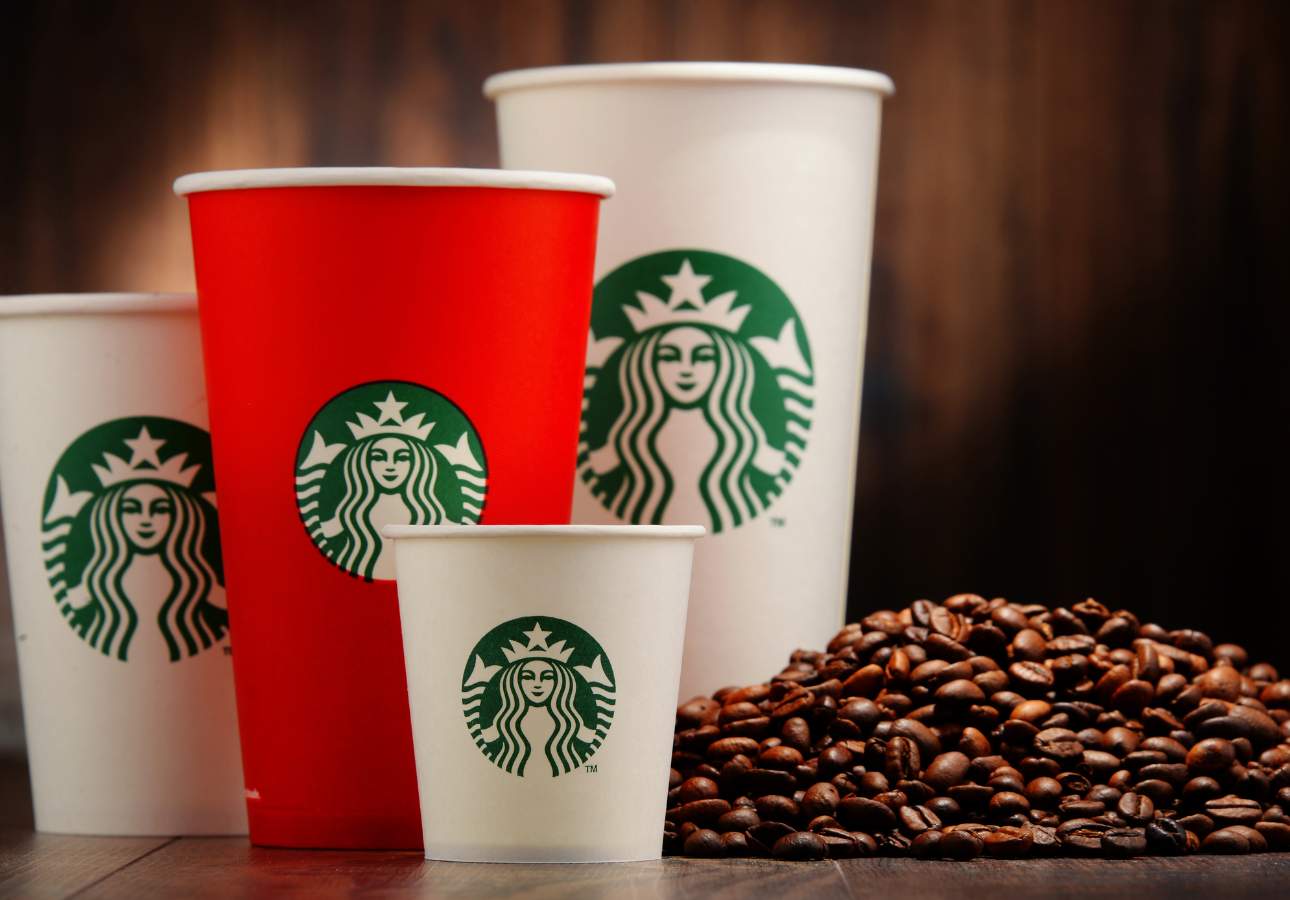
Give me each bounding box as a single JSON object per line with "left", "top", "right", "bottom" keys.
{"left": 174, "top": 168, "right": 614, "bottom": 849}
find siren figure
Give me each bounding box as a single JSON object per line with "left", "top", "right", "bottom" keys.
{"left": 297, "top": 388, "right": 486, "bottom": 581}
{"left": 582, "top": 258, "right": 812, "bottom": 533}
{"left": 47, "top": 425, "right": 227, "bottom": 663}
{"left": 466, "top": 621, "right": 614, "bottom": 777}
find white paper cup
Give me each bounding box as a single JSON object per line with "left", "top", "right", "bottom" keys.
{"left": 386, "top": 524, "right": 701, "bottom": 862}
{"left": 486, "top": 62, "right": 895, "bottom": 698}
{"left": 0, "top": 294, "right": 245, "bottom": 835}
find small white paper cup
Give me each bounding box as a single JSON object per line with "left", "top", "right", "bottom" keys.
{"left": 385, "top": 523, "right": 702, "bottom": 862}
{"left": 0, "top": 294, "right": 245, "bottom": 835}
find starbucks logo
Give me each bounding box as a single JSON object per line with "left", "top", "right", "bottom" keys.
{"left": 462, "top": 617, "right": 615, "bottom": 777}
{"left": 580, "top": 250, "right": 813, "bottom": 533}
{"left": 295, "top": 380, "right": 487, "bottom": 582}
{"left": 41, "top": 417, "right": 227, "bottom": 663}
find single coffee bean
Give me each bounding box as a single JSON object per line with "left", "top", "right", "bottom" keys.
{"left": 1010, "top": 661, "right": 1055, "bottom": 691}
{"left": 678, "top": 776, "right": 720, "bottom": 804}
{"left": 683, "top": 828, "right": 726, "bottom": 858}
{"left": 989, "top": 791, "right": 1030, "bottom": 818}
{"left": 984, "top": 825, "right": 1034, "bottom": 858}
{"left": 1205, "top": 795, "right": 1264, "bottom": 825}
{"left": 1202, "top": 826, "right": 1253, "bottom": 854}
{"left": 898, "top": 804, "right": 941, "bottom": 835}
{"left": 771, "top": 831, "right": 828, "bottom": 860}
{"left": 1102, "top": 827, "right": 1148, "bottom": 858}
{"left": 1116, "top": 791, "right": 1154, "bottom": 825}
{"left": 755, "top": 795, "right": 799, "bottom": 825}
{"left": 715, "top": 807, "right": 760, "bottom": 833}
{"left": 938, "top": 828, "right": 984, "bottom": 860}
{"left": 1254, "top": 821, "right": 1290, "bottom": 850}
{"left": 1145, "top": 818, "right": 1189, "bottom": 855}
{"left": 837, "top": 796, "right": 898, "bottom": 832}
{"left": 924, "top": 751, "right": 971, "bottom": 792}
{"left": 1025, "top": 776, "right": 1063, "bottom": 808}
{"left": 884, "top": 736, "right": 921, "bottom": 782}
{"left": 675, "top": 798, "right": 731, "bottom": 826}
{"left": 801, "top": 782, "right": 840, "bottom": 819}
{"left": 909, "top": 829, "right": 943, "bottom": 859}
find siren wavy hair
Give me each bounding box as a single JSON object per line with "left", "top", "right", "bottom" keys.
{"left": 78, "top": 482, "right": 225, "bottom": 662}
{"left": 332, "top": 435, "right": 445, "bottom": 580}
{"left": 491, "top": 660, "right": 584, "bottom": 777}
{"left": 606, "top": 324, "right": 772, "bottom": 532}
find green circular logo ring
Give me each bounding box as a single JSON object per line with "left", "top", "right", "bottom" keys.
{"left": 462, "top": 616, "right": 616, "bottom": 777}
{"left": 579, "top": 249, "right": 814, "bottom": 533}
{"left": 295, "top": 380, "right": 488, "bottom": 583}
{"left": 41, "top": 416, "right": 226, "bottom": 663}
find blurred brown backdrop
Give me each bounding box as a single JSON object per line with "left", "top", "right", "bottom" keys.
{"left": 1, "top": 0, "right": 1287, "bottom": 751}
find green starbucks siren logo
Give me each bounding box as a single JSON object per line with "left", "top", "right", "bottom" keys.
{"left": 462, "top": 616, "right": 615, "bottom": 777}
{"left": 580, "top": 249, "right": 814, "bottom": 533}
{"left": 295, "top": 380, "right": 487, "bottom": 582}
{"left": 42, "top": 417, "right": 227, "bottom": 663}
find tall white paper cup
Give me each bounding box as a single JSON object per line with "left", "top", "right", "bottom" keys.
{"left": 486, "top": 63, "right": 894, "bottom": 698}
{"left": 386, "top": 524, "right": 701, "bottom": 862}
{"left": 0, "top": 294, "right": 245, "bottom": 835}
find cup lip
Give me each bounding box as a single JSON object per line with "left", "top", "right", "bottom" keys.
{"left": 0, "top": 292, "right": 196, "bottom": 319}
{"left": 173, "top": 167, "right": 615, "bottom": 198}
{"left": 484, "top": 62, "right": 895, "bottom": 98}
{"left": 383, "top": 524, "right": 705, "bottom": 540}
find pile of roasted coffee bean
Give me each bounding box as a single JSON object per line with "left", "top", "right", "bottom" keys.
{"left": 666, "top": 596, "right": 1290, "bottom": 860}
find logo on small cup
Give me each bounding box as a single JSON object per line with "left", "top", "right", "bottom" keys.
{"left": 580, "top": 250, "right": 814, "bottom": 533}
{"left": 295, "top": 380, "right": 487, "bottom": 582}
{"left": 462, "top": 616, "right": 615, "bottom": 777}
{"left": 42, "top": 417, "right": 227, "bottom": 663}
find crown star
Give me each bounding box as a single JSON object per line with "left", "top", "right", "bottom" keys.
{"left": 662, "top": 259, "right": 712, "bottom": 309}
{"left": 124, "top": 425, "right": 165, "bottom": 470}
{"left": 373, "top": 391, "right": 408, "bottom": 424}
{"left": 501, "top": 621, "right": 575, "bottom": 664}
{"left": 623, "top": 259, "right": 751, "bottom": 334}
{"left": 346, "top": 392, "right": 435, "bottom": 442}
{"left": 91, "top": 426, "right": 201, "bottom": 489}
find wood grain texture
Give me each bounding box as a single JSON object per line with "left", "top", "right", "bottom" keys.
{"left": 0, "top": 757, "right": 172, "bottom": 899}
{"left": 0, "top": 0, "right": 1287, "bottom": 755}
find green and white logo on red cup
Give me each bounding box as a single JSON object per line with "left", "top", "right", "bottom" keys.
{"left": 41, "top": 417, "right": 227, "bottom": 664}
{"left": 295, "top": 380, "right": 487, "bottom": 582}
{"left": 580, "top": 249, "right": 814, "bottom": 533}
{"left": 462, "top": 616, "right": 615, "bottom": 777}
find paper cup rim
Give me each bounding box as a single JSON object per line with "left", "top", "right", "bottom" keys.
{"left": 0, "top": 292, "right": 196, "bottom": 319}
{"left": 484, "top": 62, "right": 895, "bottom": 98}
{"left": 173, "top": 167, "right": 615, "bottom": 198}
{"left": 383, "top": 524, "right": 705, "bottom": 541}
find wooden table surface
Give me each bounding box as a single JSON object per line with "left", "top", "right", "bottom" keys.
{"left": 2, "top": 756, "right": 1287, "bottom": 899}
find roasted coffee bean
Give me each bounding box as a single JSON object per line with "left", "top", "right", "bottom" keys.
{"left": 801, "top": 782, "right": 840, "bottom": 819}
{"left": 1102, "top": 827, "right": 1148, "bottom": 858}
{"left": 1202, "top": 826, "right": 1255, "bottom": 854}
{"left": 675, "top": 798, "right": 731, "bottom": 825}
{"left": 909, "top": 829, "right": 943, "bottom": 859}
{"left": 683, "top": 828, "right": 725, "bottom": 857}
{"left": 678, "top": 777, "right": 720, "bottom": 804}
{"left": 670, "top": 595, "right": 1290, "bottom": 859}
{"left": 1145, "top": 818, "right": 1190, "bottom": 855}
{"left": 1117, "top": 791, "right": 1155, "bottom": 825}
{"left": 1205, "top": 795, "right": 1264, "bottom": 824}
{"left": 989, "top": 791, "right": 1030, "bottom": 818}
{"left": 885, "top": 736, "right": 921, "bottom": 782}
{"left": 923, "top": 751, "right": 971, "bottom": 792}
{"left": 837, "top": 796, "right": 898, "bottom": 832}
{"left": 771, "top": 831, "right": 828, "bottom": 860}
{"left": 898, "top": 805, "right": 941, "bottom": 835}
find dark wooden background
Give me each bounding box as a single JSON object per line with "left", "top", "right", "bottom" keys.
{"left": 1, "top": 0, "right": 1287, "bottom": 751}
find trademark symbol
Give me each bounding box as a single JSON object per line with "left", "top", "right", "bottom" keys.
{"left": 771, "top": 517, "right": 786, "bottom": 528}
{"left": 585, "top": 764, "right": 598, "bottom": 773}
